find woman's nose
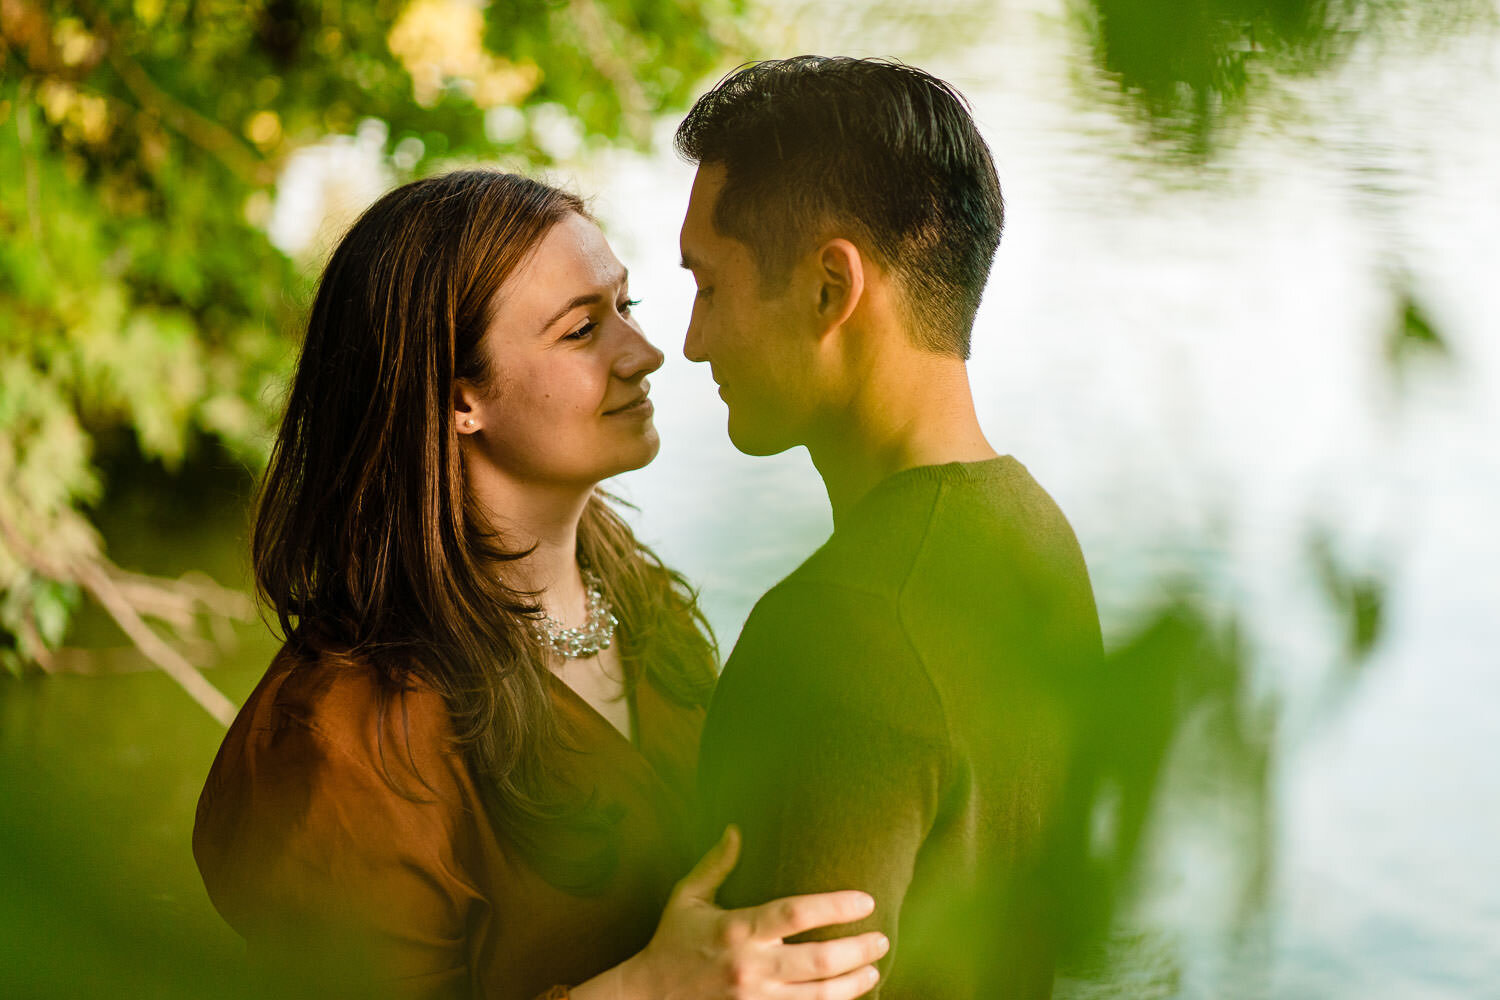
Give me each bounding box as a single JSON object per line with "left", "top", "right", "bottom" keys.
{"left": 615, "top": 321, "right": 665, "bottom": 380}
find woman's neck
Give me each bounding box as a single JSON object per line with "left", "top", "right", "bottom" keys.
{"left": 465, "top": 463, "right": 595, "bottom": 623}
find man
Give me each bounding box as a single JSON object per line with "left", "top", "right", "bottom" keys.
{"left": 677, "top": 57, "right": 1105, "bottom": 998}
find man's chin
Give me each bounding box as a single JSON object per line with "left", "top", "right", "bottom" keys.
{"left": 726, "top": 415, "right": 794, "bottom": 457}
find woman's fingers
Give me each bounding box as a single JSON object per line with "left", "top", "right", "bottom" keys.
{"left": 673, "top": 825, "right": 742, "bottom": 903}
{"left": 641, "top": 837, "right": 883, "bottom": 1000}
{"left": 771, "top": 932, "right": 890, "bottom": 983}
{"left": 741, "top": 889, "right": 876, "bottom": 940}
{"left": 781, "top": 963, "right": 881, "bottom": 1000}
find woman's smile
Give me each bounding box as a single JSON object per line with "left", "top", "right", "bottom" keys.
{"left": 605, "top": 392, "right": 653, "bottom": 417}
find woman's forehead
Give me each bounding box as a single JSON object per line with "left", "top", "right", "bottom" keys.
{"left": 490, "top": 214, "right": 625, "bottom": 328}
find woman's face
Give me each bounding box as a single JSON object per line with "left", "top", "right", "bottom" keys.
{"left": 459, "top": 212, "right": 664, "bottom": 489}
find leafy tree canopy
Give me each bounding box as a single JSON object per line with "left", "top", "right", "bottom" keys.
{"left": 0, "top": 0, "right": 740, "bottom": 689}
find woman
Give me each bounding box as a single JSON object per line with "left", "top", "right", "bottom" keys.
{"left": 192, "top": 171, "right": 887, "bottom": 999}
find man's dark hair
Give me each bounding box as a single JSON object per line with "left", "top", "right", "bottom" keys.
{"left": 675, "top": 56, "right": 1004, "bottom": 358}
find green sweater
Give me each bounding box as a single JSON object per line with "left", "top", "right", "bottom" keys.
{"left": 697, "top": 457, "right": 1103, "bottom": 999}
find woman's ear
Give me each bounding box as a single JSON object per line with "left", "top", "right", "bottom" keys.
{"left": 454, "top": 381, "right": 482, "bottom": 434}
{"left": 814, "top": 238, "right": 865, "bottom": 334}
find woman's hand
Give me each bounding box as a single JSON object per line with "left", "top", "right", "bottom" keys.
{"left": 574, "top": 826, "right": 888, "bottom": 1000}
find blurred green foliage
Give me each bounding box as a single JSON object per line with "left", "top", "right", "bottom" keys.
{"left": 1309, "top": 528, "right": 1387, "bottom": 664}
{"left": 0, "top": 0, "right": 740, "bottom": 676}
{"left": 1057, "top": 600, "right": 1274, "bottom": 992}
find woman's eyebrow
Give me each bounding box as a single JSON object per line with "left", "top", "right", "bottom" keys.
{"left": 540, "top": 267, "right": 629, "bottom": 330}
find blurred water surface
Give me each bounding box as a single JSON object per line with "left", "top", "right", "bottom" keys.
{"left": 580, "top": 2, "right": 1500, "bottom": 995}
{"left": 4, "top": 0, "right": 1497, "bottom": 996}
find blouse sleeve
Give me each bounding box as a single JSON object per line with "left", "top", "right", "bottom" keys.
{"left": 194, "top": 714, "right": 482, "bottom": 999}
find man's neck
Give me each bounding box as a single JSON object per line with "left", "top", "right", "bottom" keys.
{"left": 806, "top": 354, "right": 997, "bottom": 527}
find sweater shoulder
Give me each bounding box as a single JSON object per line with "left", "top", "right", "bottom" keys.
{"left": 197, "top": 647, "right": 465, "bottom": 834}
{"left": 256, "top": 647, "right": 451, "bottom": 755}
{"left": 717, "top": 572, "right": 948, "bottom": 749}
{"left": 784, "top": 456, "right": 1087, "bottom": 596}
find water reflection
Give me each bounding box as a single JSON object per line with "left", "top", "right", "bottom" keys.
{"left": 594, "top": 1, "right": 1500, "bottom": 996}
{"left": 1074, "top": 0, "right": 1498, "bottom": 158}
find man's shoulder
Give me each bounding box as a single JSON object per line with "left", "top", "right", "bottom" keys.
{"left": 732, "top": 570, "right": 909, "bottom": 670}
{"left": 787, "top": 456, "right": 1087, "bottom": 595}
{"left": 936, "top": 456, "right": 1088, "bottom": 557}
{"left": 712, "top": 572, "right": 945, "bottom": 737}
{"left": 749, "top": 562, "right": 897, "bottom": 623}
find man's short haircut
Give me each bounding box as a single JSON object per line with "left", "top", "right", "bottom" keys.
{"left": 674, "top": 56, "right": 1004, "bottom": 359}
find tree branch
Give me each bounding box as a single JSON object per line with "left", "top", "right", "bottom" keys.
{"left": 15, "top": 77, "right": 46, "bottom": 251}
{"left": 564, "top": 0, "right": 652, "bottom": 145}
{"left": 71, "top": 557, "right": 238, "bottom": 725}
{"left": 0, "top": 509, "right": 241, "bottom": 727}
{"left": 74, "top": 4, "right": 275, "bottom": 187}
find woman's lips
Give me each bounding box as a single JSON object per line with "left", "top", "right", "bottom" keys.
{"left": 605, "top": 395, "right": 652, "bottom": 416}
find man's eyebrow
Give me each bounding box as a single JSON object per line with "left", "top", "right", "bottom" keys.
{"left": 541, "top": 266, "right": 628, "bottom": 330}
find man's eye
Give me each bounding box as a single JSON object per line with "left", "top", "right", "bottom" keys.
{"left": 564, "top": 321, "right": 597, "bottom": 341}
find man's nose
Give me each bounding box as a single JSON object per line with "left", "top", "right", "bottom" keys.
{"left": 683, "top": 315, "right": 707, "bottom": 363}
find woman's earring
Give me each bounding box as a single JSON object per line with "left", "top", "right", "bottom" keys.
{"left": 463, "top": 418, "right": 475, "bottom": 428}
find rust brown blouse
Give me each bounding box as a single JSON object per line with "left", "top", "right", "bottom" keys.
{"left": 193, "top": 648, "right": 704, "bottom": 1000}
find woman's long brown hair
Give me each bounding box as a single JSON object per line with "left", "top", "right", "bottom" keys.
{"left": 253, "top": 169, "right": 717, "bottom": 892}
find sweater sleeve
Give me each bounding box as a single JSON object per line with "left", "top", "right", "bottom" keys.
{"left": 695, "top": 582, "right": 951, "bottom": 988}
{"left": 194, "top": 715, "right": 482, "bottom": 999}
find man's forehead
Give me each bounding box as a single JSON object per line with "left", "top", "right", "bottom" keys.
{"left": 680, "top": 164, "right": 731, "bottom": 267}
{"left": 685, "top": 165, "right": 729, "bottom": 227}
{"left": 689, "top": 162, "right": 728, "bottom": 202}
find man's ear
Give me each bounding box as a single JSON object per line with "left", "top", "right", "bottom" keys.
{"left": 813, "top": 238, "right": 865, "bottom": 334}
{"left": 453, "top": 380, "right": 483, "bottom": 434}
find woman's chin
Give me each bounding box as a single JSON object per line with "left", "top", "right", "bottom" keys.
{"left": 629, "top": 428, "right": 662, "bottom": 470}
{"left": 599, "top": 429, "right": 661, "bottom": 479}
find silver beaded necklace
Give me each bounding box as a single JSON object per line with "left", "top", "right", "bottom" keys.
{"left": 533, "top": 568, "right": 619, "bottom": 659}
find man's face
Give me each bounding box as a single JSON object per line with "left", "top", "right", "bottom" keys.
{"left": 679, "top": 165, "right": 816, "bottom": 456}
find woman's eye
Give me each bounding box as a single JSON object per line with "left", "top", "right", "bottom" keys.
{"left": 620, "top": 297, "right": 641, "bottom": 315}
{"left": 564, "top": 321, "right": 597, "bottom": 341}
